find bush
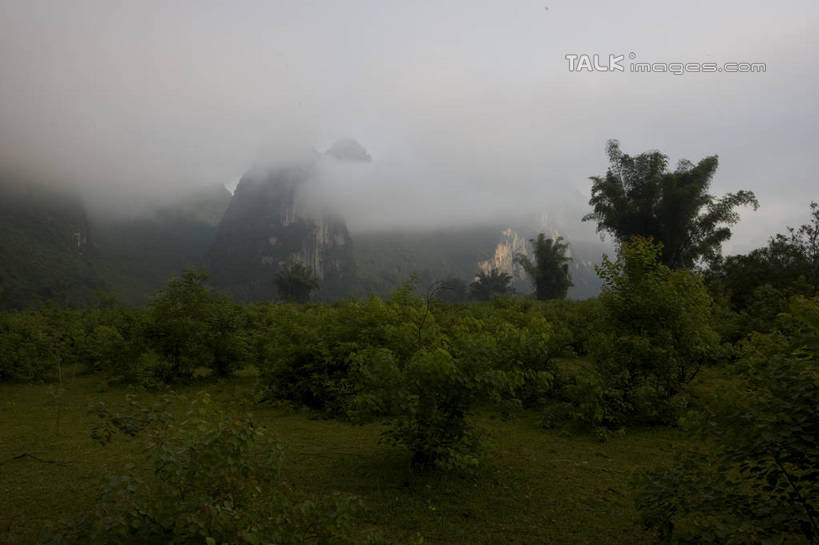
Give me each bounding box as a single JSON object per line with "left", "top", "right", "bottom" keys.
{"left": 634, "top": 296, "right": 819, "bottom": 544}
{"left": 0, "top": 308, "right": 70, "bottom": 382}
{"left": 83, "top": 325, "right": 127, "bottom": 373}
{"left": 143, "top": 270, "right": 249, "bottom": 382}
{"left": 256, "top": 297, "right": 415, "bottom": 415}
{"left": 352, "top": 346, "right": 518, "bottom": 471}
{"left": 49, "top": 395, "right": 362, "bottom": 545}
{"left": 540, "top": 298, "right": 605, "bottom": 357}
{"left": 255, "top": 293, "right": 556, "bottom": 469}
{"left": 448, "top": 311, "right": 557, "bottom": 408}
{"left": 589, "top": 237, "right": 719, "bottom": 427}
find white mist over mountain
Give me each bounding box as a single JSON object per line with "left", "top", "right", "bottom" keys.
{"left": 1, "top": 1, "right": 816, "bottom": 252}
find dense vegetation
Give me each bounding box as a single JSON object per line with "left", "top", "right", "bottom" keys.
{"left": 1, "top": 225, "right": 816, "bottom": 542}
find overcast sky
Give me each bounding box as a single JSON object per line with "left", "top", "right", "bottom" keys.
{"left": 1, "top": 0, "right": 817, "bottom": 252}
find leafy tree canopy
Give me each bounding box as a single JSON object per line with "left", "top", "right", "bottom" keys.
{"left": 583, "top": 139, "right": 758, "bottom": 268}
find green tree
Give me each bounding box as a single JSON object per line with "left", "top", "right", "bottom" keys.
{"left": 783, "top": 201, "right": 819, "bottom": 291}
{"left": 705, "top": 201, "right": 819, "bottom": 338}
{"left": 469, "top": 269, "right": 513, "bottom": 301}
{"left": 591, "top": 236, "right": 719, "bottom": 426}
{"left": 145, "top": 270, "right": 248, "bottom": 381}
{"left": 583, "top": 139, "right": 758, "bottom": 268}
{"left": 274, "top": 262, "right": 319, "bottom": 303}
{"left": 515, "top": 234, "right": 573, "bottom": 300}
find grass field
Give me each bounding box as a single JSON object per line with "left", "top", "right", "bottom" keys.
{"left": 0, "top": 373, "right": 685, "bottom": 544}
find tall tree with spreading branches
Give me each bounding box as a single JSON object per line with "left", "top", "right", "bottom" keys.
{"left": 583, "top": 139, "right": 758, "bottom": 268}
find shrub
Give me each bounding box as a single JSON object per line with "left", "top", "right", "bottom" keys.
{"left": 590, "top": 237, "right": 719, "bottom": 427}
{"left": 0, "top": 309, "right": 66, "bottom": 382}
{"left": 352, "top": 344, "right": 521, "bottom": 471}
{"left": 540, "top": 298, "right": 605, "bottom": 357}
{"left": 448, "top": 312, "right": 556, "bottom": 408}
{"left": 144, "top": 270, "right": 249, "bottom": 382}
{"left": 49, "top": 395, "right": 362, "bottom": 545}
{"left": 634, "top": 296, "right": 819, "bottom": 544}
{"left": 256, "top": 298, "right": 413, "bottom": 415}
{"left": 82, "top": 325, "right": 127, "bottom": 373}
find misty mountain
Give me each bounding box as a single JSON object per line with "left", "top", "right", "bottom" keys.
{"left": 205, "top": 141, "right": 603, "bottom": 302}
{"left": 89, "top": 184, "right": 232, "bottom": 304}
{"left": 0, "top": 178, "right": 102, "bottom": 308}
{"left": 208, "top": 154, "right": 356, "bottom": 302}
{"left": 0, "top": 164, "right": 604, "bottom": 308}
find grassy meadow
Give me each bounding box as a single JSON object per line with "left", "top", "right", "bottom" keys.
{"left": 0, "top": 369, "right": 689, "bottom": 545}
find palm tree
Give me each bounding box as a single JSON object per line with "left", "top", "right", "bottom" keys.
{"left": 515, "top": 234, "right": 572, "bottom": 300}
{"left": 274, "top": 263, "right": 319, "bottom": 303}
{"left": 469, "top": 269, "right": 513, "bottom": 301}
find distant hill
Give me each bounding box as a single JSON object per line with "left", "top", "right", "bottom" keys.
{"left": 0, "top": 177, "right": 102, "bottom": 308}
{"left": 89, "top": 184, "right": 232, "bottom": 304}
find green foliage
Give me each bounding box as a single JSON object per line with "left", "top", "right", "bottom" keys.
{"left": 515, "top": 234, "right": 573, "bottom": 300}
{"left": 436, "top": 277, "right": 469, "bottom": 303}
{"left": 256, "top": 292, "right": 564, "bottom": 470}
{"left": 583, "top": 139, "right": 758, "bottom": 268}
{"left": 635, "top": 296, "right": 819, "bottom": 544}
{"left": 0, "top": 305, "right": 86, "bottom": 382}
{"left": 469, "top": 269, "right": 513, "bottom": 301}
{"left": 143, "top": 270, "right": 249, "bottom": 382}
{"left": 345, "top": 301, "right": 560, "bottom": 469}
{"left": 446, "top": 306, "right": 559, "bottom": 408}
{"left": 86, "top": 325, "right": 127, "bottom": 372}
{"left": 89, "top": 394, "right": 172, "bottom": 445}
{"left": 256, "top": 297, "right": 415, "bottom": 415}
{"left": 353, "top": 347, "right": 486, "bottom": 470}
{"left": 275, "top": 262, "right": 320, "bottom": 303}
{"left": 588, "top": 237, "right": 719, "bottom": 427}
{"left": 539, "top": 298, "right": 605, "bottom": 356}
{"left": 0, "top": 310, "right": 62, "bottom": 382}
{"left": 1, "top": 373, "right": 684, "bottom": 545}
{"left": 706, "top": 201, "right": 819, "bottom": 339}
{"left": 49, "top": 395, "right": 361, "bottom": 545}
{"left": 785, "top": 201, "right": 819, "bottom": 291}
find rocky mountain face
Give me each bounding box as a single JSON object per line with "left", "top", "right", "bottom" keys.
{"left": 208, "top": 155, "right": 356, "bottom": 302}
{"left": 478, "top": 228, "right": 530, "bottom": 286}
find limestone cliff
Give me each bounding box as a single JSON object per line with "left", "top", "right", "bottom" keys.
{"left": 478, "top": 228, "right": 529, "bottom": 282}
